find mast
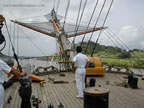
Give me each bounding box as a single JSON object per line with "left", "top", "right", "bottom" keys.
{"left": 10, "top": 9, "right": 105, "bottom": 71}
{"left": 50, "top": 9, "right": 74, "bottom": 70}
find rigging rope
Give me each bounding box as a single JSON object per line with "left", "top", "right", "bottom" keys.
{"left": 105, "top": 28, "right": 144, "bottom": 75}
{"left": 80, "top": 0, "right": 99, "bottom": 46}
{"left": 63, "top": 16, "right": 97, "bottom": 27}
{"left": 8, "top": 22, "right": 12, "bottom": 56}
{"left": 72, "top": 0, "right": 83, "bottom": 47}
{"left": 91, "top": 0, "right": 114, "bottom": 57}
{"left": 104, "top": 29, "right": 125, "bottom": 49}
{"left": 63, "top": 0, "right": 71, "bottom": 28}
{"left": 85, "top": 0, "right": 106, "bottom": 54}
{"left": 4, "top": 21, "right": 22, "bottom": 72}
{"left": 55, "top": 38, "right": 59, "bottom": 64}
{"left": 75, "top": 0, "right": 88, "bottom": 33}
{"left": 73, "top": 0, "right": 88, "bottom": 50}
{"left": 16, "top": 25, "right": 19, "bottom": 56}
{"left": 53, "top": 0, "right": 56, "bottom": 10}
{"left": 15, "top": 15, "right": 44, "bottom": 21}
{"left": 56, "top": 0, "right": 61, "bottom": 13}
{"left": 13, "top": 23, "right": 16, "bottom": 48}
{"left": 106, "top": 28, "right": 142, "bottom": 62}
{"left": 103, "top": 30, "right": 120, "bottom": 48}
{"left": 107, "top": 28, "right": 137, "bottom": 52}
{"left": 17, "top": 26, "right": 48, "bottom": 56}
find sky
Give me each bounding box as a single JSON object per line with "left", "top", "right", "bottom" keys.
{"left": 0, "top": 0, "right": 144, "bottom": 56}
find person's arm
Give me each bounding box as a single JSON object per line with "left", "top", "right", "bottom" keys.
{"left": 85, "top": 56, "right": 90, "bottom": 68}
{"left": 85, "top": 61, "right": 89, "bottom": 68}
{"left": 72, "top": 56, "right": 77, "bottom": 72}
{"left": 10, "top": 68, "right": 26, "bottom": 77}
{"left": 72, "top": 62, "right": 76, "bottom": 72}
{"left": 1, "top": 60, "right": 26, "bottom": 77}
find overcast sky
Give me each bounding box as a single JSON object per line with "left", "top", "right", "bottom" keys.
{"left": 0, "top": 0, "right": 144, "bottom": 56}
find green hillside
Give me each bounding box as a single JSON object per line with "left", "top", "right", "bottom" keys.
{"left": 38, "top": 41, "right": 144, "bottom": 68}
{"left": 81, "top": 41, "right": 144, "bottom": 68}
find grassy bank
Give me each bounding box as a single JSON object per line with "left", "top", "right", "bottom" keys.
{"left": 90, "top": 51, "right": 144, "bottom": 68}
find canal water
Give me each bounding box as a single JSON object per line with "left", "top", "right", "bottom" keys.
{"left": 15, "top": 59, "right": 144, "bottom": 76}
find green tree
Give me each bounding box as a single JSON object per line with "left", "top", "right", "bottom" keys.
{"left": 118, "top": 51, "right": 131, "bottom": 59}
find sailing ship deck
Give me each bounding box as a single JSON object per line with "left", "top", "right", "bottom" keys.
{"left": 4, "top": 72, "right": 144, "bottom": 108}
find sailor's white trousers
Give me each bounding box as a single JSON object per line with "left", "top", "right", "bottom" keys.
{"left": 75, "top": 68, "right": 86, "bottom": 97}
{"left": 0, "top": 84, "right": 4, "bottom": 108}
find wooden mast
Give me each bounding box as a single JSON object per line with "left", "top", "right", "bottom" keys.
{"left": 10, "top": 9, "right": 106, "bottom": 71}
{"left": 50, "top": 9, "right": 74, "bottom": 70}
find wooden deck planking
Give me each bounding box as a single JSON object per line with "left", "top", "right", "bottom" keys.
{"left": 97, "top": 73, "right": 144, "bottom": 108}
{"left": 45, "top": 80, "right": 57, "bottom": 106}
{"left": 4, "top": 72, "right": 144, "bottom": 108}
{"left": 36, "top": 83, "right": 45, "bottom": 108}
{"left": 4, "top": 83, "right": 20, "bottom": 108}
{"left": 4, "top": 84, "right": 12, "bottom": 108}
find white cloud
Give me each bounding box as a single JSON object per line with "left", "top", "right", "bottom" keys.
{"left": 118, "top": 24, "right": 144, "bottom": 50}
{"left": 0, "top": 0, "right": 144, "bottom": 56}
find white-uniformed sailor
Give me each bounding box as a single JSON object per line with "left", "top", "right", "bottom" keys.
{"left": 72, "top": 46, "right": 89, "bottom": 98}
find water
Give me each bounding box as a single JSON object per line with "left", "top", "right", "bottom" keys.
{"left": 130, "top": 68, "right": 144, "bottom": 75}
{"left": 15, "top": 59, "right": 144, "bottom": 75}
{"left": 15, "top": 58, "right": 59, "bottom": 72}
{"left": 4, "top": 58, "right": 144, "bottom": 81}
{"left": 104, "top": 66, "right": 144, "bottom": 76}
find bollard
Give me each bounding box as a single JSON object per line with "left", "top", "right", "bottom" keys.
{"left": 84, "top": 87, "right": 110, "bottom": 108}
